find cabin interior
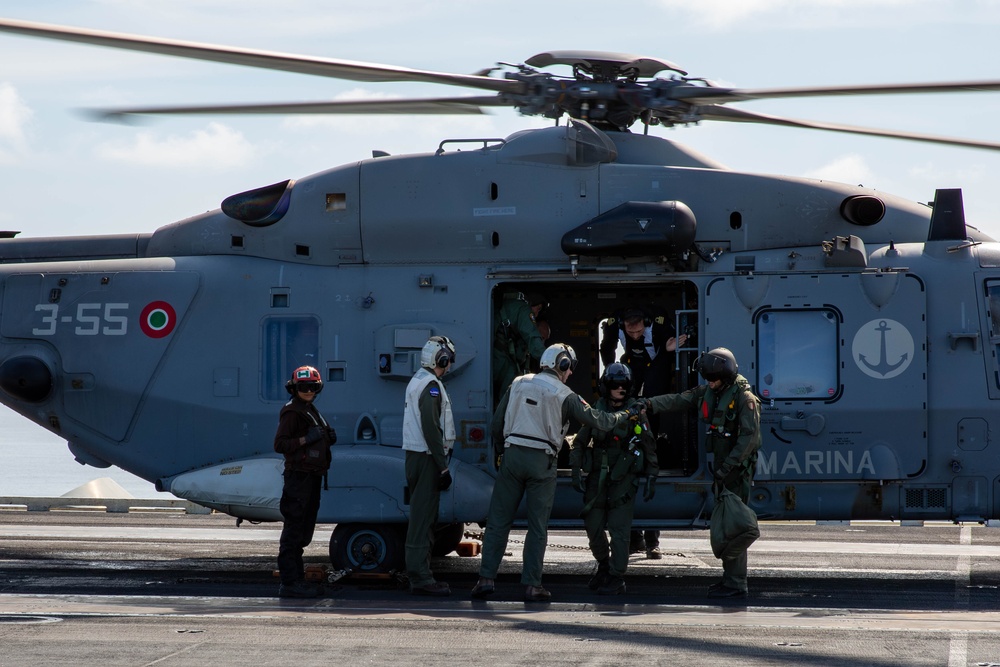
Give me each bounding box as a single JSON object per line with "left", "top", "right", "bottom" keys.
{"left": 493, "top": 279, "right": 701, "bottom": 477}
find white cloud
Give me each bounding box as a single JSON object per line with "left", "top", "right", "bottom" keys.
{"left": 278, "top": 87, "right": 514, "bottom": 151}
{"left": 95, "top": 122, "right": 256, "bottom": 168}
{"left": 909, "top": 161, "right": 986, "bottom": 186}
{"left": 646, "top": 0, "right": 997, "bottom": 30}
{"left": 803, "top": 154, "right": 874, "bottom": 186}
{"left": 281, "top": 88, "right": 402, "bottom": 130}
{"left": 0, "top": 82, "right": 33, "bottom": 163}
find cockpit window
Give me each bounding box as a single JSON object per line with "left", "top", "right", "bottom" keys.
{"left": 757, "top": 309, "right": 839, "bottom": 400}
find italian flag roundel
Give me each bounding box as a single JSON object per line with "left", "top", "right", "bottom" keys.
{"left": 140, "top": 301, "right": 177, "bottom": 338}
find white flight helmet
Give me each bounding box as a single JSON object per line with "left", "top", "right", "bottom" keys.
{"left": 540, "top": 343, "right": 577, "bottom": 373}
{"left": 420, "top": 335, "right": 456, "bottom": 370}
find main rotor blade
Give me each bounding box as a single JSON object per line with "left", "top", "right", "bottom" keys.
{"left": 698, "top": 105, "right": 1000, "bottom": 152}
{"left": 86, "top": 96, "right": 506, "bottom": 121}
{"left": 675, "top": 80, "right": 1000, "bottom": 104}
{"left": 0, "top": 18, "right": 521, "bottom": 94}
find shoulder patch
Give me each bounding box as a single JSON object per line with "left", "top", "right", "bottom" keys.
{"left": 428, "top": 385, "right": 441, "bottom": 398}
{"left": 579, "top": 396, "right": 591, "bottom": 408}
{"left": 654, "top": 316, "right": 665, "bottom": 324}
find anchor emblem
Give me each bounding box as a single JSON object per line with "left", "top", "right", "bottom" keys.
{"left": 857, "top": 320, "right": 909, "bottom": 377}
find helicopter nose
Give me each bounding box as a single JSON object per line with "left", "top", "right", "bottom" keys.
{"left": 0, "top": 356, "right": 53, "bottom": 403}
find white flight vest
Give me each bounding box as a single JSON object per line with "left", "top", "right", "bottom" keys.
{"left": 402, "top": 368, "right": 456, "bottom": 454}
{"left": 504, "top": 371, "right": 574, "bottom": 454}
{"left": 619, "top": 325, "right": 658, "bottom": 361}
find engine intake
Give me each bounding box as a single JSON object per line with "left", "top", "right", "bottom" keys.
{"left": 0, "top": 356, "right": 53, "bottom": 403}
{"left": 840, "top": 195, "right": 885, "bottom": 226}
{"left": 222, "top": 179, "right": 294, "bottom": 227}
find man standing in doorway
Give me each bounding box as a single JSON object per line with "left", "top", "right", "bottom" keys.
{"left": 493, "top": 292, "right": 547, "bottom": 398}
{"left": 600, "top": 305, "right": 687, "bottom": 559}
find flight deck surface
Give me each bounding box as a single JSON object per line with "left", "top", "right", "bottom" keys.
{"left": 1, "top": 510, "right": 999, "bottom": 666}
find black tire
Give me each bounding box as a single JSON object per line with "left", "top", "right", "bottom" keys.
{"left": 329, "top": 523, "right": 404, "bottom": 573}
{"left": 431, "top": 522, "right": 466, "bottom": 557}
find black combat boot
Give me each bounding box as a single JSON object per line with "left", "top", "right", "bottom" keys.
{"left": 588, "top": 559, "right": 610, "bottom": 590}
{"left": 598, "top": 575, "right": 626, "bottom": 595}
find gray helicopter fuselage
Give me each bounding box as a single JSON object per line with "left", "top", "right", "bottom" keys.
{"left": 0, "top": 124, "right": 996, "bottom": 539}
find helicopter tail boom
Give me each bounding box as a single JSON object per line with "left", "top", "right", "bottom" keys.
{"left": 0, "top": 234, "right": 150, "bottom": 263}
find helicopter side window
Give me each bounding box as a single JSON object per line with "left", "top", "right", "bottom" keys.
{"left": 261, "top": 316, "right": 320, "bottom": 401}
{"left": 757, "top": 309, "right": 838, "bottom": 400}
{"left": 986, "top": 282, "right": 1000, "bottom": 338}
{"left": 985, "top": 282, "right": 1000, "bottom": 388}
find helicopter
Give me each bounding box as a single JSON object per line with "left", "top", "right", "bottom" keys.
{"left": 2, "top": 17, "right": 1000, "bottom": 574}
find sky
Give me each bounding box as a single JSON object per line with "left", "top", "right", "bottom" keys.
{"left": 1, "top": 0, "right": 1000, "bottom": 239}
{"left": 2, "top": 0, "right": 1000, "bottom": 492}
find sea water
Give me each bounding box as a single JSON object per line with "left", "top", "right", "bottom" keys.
{"left": 0, "top": 408, "right": 173, "bottom": 499}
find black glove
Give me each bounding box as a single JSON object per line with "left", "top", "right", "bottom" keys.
{"left": 625, "top": 401, "right": 646, "bottom": 420}
{"left": 439, "top": 469, "right": 453, "bottom": 491}
{"left": 643, "top": 475, "right": 656, "bottom": 502}
{"left": 714, "top": 463, "right": 738, "bottom": 485}
{"left": 325, "top": 427, "right": 337, "bottom": 445}
{"left": 303, "top": 425, "right": 325, "bottom": 446}
{"left": 571, "top": 468, "right": 585, "bottom": 494}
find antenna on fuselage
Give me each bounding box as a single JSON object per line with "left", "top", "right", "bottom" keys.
{"left": 927, "top": 188, "right": 967, "bottom": 241}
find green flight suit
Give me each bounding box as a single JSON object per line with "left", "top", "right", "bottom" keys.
{"left": 404, "top": 382, "right": 451, "bottom": 588}
{"left": 570, "top": 396, "right": 658, "bottom": 578}
{"left": 480, "top": 372, "right": 629, "bottom": 587}
{"left": 492, "top": 295, "right": 545, "bottom": 397}
{"left": 646, "top": 374, "right": 761, "bottom": 591}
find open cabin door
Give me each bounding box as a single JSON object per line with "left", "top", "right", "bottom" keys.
{"left": 705, "top": 270, "right": 928, "bottom": 482}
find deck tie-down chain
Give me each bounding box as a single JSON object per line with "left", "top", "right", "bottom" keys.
{"left": 464, "top": 529, "right": 687, "bottom": 557}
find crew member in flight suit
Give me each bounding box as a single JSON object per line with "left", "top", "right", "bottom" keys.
{"left": 492, "top": 292, "right": 547, "bottom": 398}
{"left": 570, "top": 363, "right": 658, "bottom": 595}
{"left": 402, "top": 335, "right": 458, "bottom": 597}
{"left": 599, "top": 305, "right": 687, "bottom": 399}
{"left": 472, "top": 343, "right": 642, "bottom": 602}
{"left": 273, "top": 365, "right": 336, "bottom": 599}
{"left": 600, "top": 305, "right": 687, "bottom": 559}
{"left": 640, "top": 348, "right": 761, "bottom": 598}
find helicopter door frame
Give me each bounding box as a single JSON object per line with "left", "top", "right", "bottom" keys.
{"left": 706, "top": 270, "right": 928, "bottom": 483}
{"left": 488, "top": 277, "right": 701, "bottom": 476}
{"left": 978, "top": 274, "right": 1000, "bottom": 400}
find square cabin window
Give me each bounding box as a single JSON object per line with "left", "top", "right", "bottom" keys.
{"left": 757, "top": 309, "right": 838, "bottom": 400}
{"left": 261, "top": 316, "right": 320, "bottom": 401}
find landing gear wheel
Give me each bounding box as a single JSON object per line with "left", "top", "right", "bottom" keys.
{"left": 431, "top": 522, "right": 466, "bottom": 557}
{"left": 329, "top": 523, "right": 404, "bottom": 573}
